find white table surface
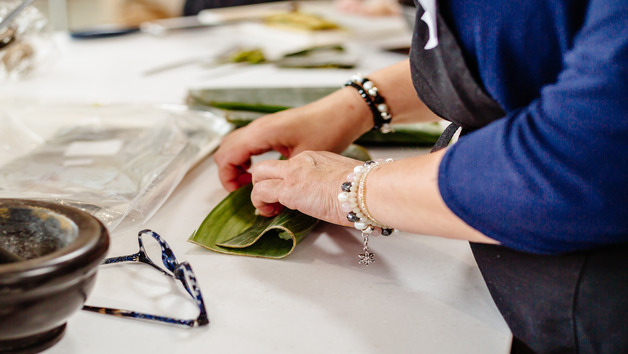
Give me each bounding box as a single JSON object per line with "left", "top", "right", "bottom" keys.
{"left": 1, "top": 4, "right": 511, "bottom": 353}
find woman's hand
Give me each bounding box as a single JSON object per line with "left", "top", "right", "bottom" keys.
{"left": 250, "top": 151, "right": 359, "bottom": 226}
{"left": 214, "top": 87, "right": 373, "bottom": 192}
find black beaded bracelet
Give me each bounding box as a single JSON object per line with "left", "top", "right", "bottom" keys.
{"left": 344, "top": 74, "right": 393, "bottom": 133}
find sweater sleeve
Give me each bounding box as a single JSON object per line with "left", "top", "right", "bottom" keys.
{"left": 437, "top": 0, "right": 628, "bottom": 254}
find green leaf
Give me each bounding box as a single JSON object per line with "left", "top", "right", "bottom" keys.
{"left": 225, "top": 48, "right": 266, "bottom": 64}
{"left": 186, "top": 86, "right": 338, "bottom": 113}
{"left": 188, "top": 145, "right": 370, "bottom": 258}
{"left": 188, "top": 184, "right": 318, "bottom": 258}
{"left": 355, "top": 123, "right": 443, "bottom": 147}
{"left": 282, "top": 44, "right": 345, "bottom": 57}
{"left": 201, "top": 101, "right": 290, "bottom": 114}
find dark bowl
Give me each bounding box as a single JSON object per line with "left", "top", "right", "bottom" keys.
{"left": 0, "top": 199, "right": 109, "bottom": 353}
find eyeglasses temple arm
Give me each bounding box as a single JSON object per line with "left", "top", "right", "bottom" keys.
{"left": 103, "top": 254, "right": 138, "bottom": 264}
{"left": 82, "top": 305, "right": 201, "bottom": 327}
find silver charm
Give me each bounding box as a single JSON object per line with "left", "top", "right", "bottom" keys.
{"left": 358, "top": 250, "right": 375, "bottom": 266}
{"left": 358, "top": 233, "right": 375, "bottom": 266}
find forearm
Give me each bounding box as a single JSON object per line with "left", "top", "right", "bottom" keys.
{"left": 365, "top": 150, "right": 498, "bottom": 244}
{"left": 291, "top": 59, "right": 441, "bottom": 149}
{"left": 365, "top": 59, "right": 441, "bottom": 124}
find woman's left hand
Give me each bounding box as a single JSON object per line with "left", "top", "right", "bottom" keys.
{"left": 250, "top": 150, "right": 360, "bottom": 226}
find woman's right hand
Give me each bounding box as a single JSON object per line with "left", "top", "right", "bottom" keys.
{"left": 213, "top": 87, "right": 373, "bottom": 192}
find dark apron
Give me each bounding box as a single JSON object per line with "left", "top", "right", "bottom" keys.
{"left": 409, "top": 2, "right": 628, "bottom": 353}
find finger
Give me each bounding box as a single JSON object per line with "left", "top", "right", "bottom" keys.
{"left": 236, "top": 172, "right": 252, "bottom": 188}
{"left": 217, "top": 161, "right": 251, "bottom": 192}
{"left": 256, "top": 203, "right": 284, "bottom": 217}
{"left": 214, "top": 136, "right": 253, "bottom": 191}
{"left": 251, "top": 179, "right": 285, "bottom": 217}
{"left": 251, "top": 159, "right": 286, "bottom": 185}
{"left": 214, "top": 128, "right": 273, "bottom": 190}
{"left": 215, "top": 138, "right": 270, "bottom": 191}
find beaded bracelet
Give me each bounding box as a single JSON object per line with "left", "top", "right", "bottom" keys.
{"left": 338, "top": 159, "right": 394, "bottom": 266}
{"left": 344, "top": 73, "right": 393, "bottom": 134}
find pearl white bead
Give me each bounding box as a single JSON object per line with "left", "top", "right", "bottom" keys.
{"left": 362, "top": 226, "right": 374, "bottom": 234}
{"left": 338, "top": 192, "right": 349, "bottom": 202}
{"left": 354, "top": 221, "right": 367, "bottom": 230}
{"left": 368, "top": 88, "right": 378, "bottom": 96}
{"left": 341, "top": 202, "right": 353, "bottom": 212}
{"left": 377, "top": 103, "right": 388, "bottom": 113}
{"left": 353, "top": 165, "right": 365, "bottom": 174}
{"left": 363, "top": 81, "right": 373, "bottom": 90}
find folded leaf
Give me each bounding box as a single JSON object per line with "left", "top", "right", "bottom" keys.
{"left": 188, "top": 184, "right": 317, "bottom": 258}
{"left": 188, "top": 145, "right": 370, "bottom": 258}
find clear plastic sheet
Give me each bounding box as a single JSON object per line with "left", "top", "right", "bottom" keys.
{"left": 0, "top": 101, "right": 233, "bottom": 232}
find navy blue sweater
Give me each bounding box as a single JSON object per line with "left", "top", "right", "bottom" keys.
{"left": 437, "top": 0, "right": 628, "bottom": 254}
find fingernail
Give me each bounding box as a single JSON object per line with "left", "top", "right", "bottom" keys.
{"left": 255, "top": 205, "right": 277, "bottom": 217}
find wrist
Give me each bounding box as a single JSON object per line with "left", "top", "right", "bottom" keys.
{"left": 336, "top": 86, "right": 377, "bottom": 136}
{"left": 338, "top": 158, "right": 396, "bottom": 266}
{"left": 344, "top": 73, "right": 393, "bottom": 133}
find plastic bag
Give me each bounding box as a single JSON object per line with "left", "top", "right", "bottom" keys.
{"left": 0, "top": 101, "right": 232, "bottom": 232}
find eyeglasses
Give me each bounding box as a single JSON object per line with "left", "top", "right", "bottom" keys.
{"left": 82, "top": 229, "right": 209, "bottom": 327}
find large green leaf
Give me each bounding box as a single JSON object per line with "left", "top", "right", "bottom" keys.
{"left": 188, "top": 145, "right": 370, "bottom": 258}
{"left": 187, "top": 86, "right": 338, "bottom": 113}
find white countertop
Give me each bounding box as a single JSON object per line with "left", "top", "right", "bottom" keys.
{"left": 1, "top": 4, "right": 511, "bottom": 353}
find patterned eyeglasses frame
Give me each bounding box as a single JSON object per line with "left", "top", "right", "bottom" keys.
{"left": 82, "top": 229, "right": 209, "bottom": 327}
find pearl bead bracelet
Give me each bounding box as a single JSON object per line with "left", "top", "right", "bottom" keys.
{"left": 338, "top": 159, "right": 394, "bottom": 266}
{"left": 344, "top": 73, "right": 393, "bottom": 134}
